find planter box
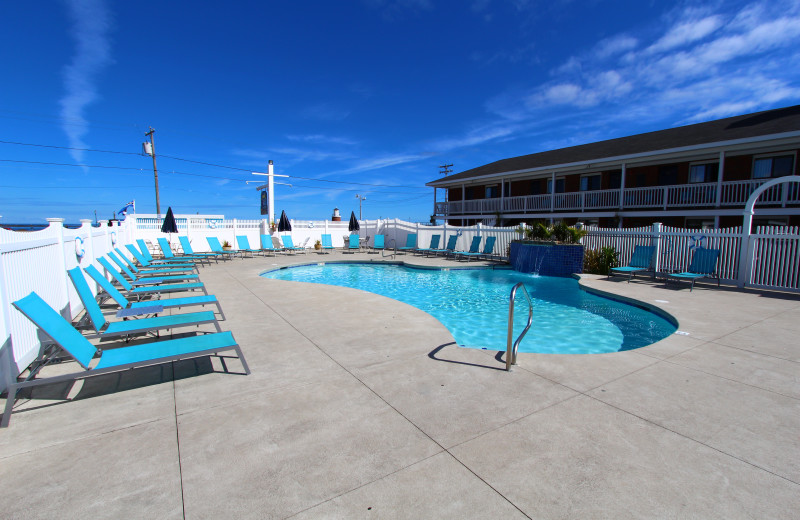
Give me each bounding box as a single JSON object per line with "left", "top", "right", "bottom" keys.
{"left": 509, "top": 241, "right": 584, "bottom": 277}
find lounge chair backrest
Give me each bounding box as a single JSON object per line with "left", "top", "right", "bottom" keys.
{"left": 13, "top": 292, "right": 97, "bottom": 369}
{"left": 158, "top": 238, "right": 176, "bottom": 258}
{"left": 374, "top": 235, "right": 384, "bottom": 248}
{"left": 428, "top": 235, "right": 441, "bottom": 249}
{"left": 108, "top": 251, "right": 138, "bottom": 277}
{"left": 282, "top": 236, "right": 295, "bottom": 248}
{"left": 237, "top": 235, "right": 252, "bottom": 250}
{"left": 482, "top": 236, "right": 496, "bottom": 254}
{"left": 688, "top": 248, "right": 720, "bottom": 275}
{"left": 136, "top": 239, "right": 155, "bottom": 261}
{"left": 207, "top": 236, "right": 223, "bottom": 252}
{"left": 467, "top": 236, "right": 481, "bottom": 253}
{"left": 404, "top": 234, "right": 417, "bottom": 248}
{"left": 445, "top": 235, "right": 458, "bottom": 251}
{"left": 321, "top": 234, "right": 332, "bottom": 248}
{"left": 349, "top": 234, "right": 359, "bottom": 249}
{"left": 97, "top": 257, "right": 133, "bottom": 291}
{"left": 107, "top": 253, "right": 137, "bottom": 281}
{"left": 126, "top": 244, "right": 150, "bottom": 266}
{"left": 179, "top": 236, "right": 195, "bottom": 254}
{"left": 629, "top": 246, "right": 656, "bottom": 268}
{"left": 114, "top": 248, "right": 139, "bottom": 272}
{"left": 67, "top": 267, "right": 108, "bottom": 332}
{"left": 85, "top": 265, "right": 129, "bottom": 308}
{"left": 260, "top": 234, "right": 275, "bottom": 249}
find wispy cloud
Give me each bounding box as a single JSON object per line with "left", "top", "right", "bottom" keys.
{"left": 59, "top": 0, "right": 113, "bottom": 167}
{"left": 286, "top": 134, "right": 359, "bottom": 146}
{"left": 300, "top": 102, "right": 351, "bottom": 121}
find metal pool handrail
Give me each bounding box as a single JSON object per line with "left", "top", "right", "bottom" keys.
{"left": 382, "top": 238, "right": 397, "bottom": 259}
{"left": 506, "top": 282, "right": 533, "bottom": 371}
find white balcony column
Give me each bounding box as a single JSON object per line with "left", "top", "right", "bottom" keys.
{"left": 550, "top": 172, "right": 555, "bottom": 212}
{"left": 619, "top": 163, "right": 626, "bottom": 210}
{"left": 433, "top": 187, "right": 437, "bottom": 216}
{"left": 715, "top": 150, "right": 725, "bottom": 210}
{"left": 500, "top": 177, "right": 506, "bottom": 215}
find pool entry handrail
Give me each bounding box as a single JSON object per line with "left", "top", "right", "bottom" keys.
{"left": 506, "top": 282, "right": 533, "bottom": 371}
{"left": 382, "top": 238, "right": 397, "bottom": 259}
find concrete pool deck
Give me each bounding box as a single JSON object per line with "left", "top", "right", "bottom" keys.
{"left": 1, "top": 250, "right": 799, "bottom": 518}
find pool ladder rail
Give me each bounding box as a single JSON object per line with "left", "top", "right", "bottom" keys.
{"left": 506, "top": 282, "right": 533, "bottom": 371}
{"left": 382, "top": 238, "right": 397, "bottom": 259}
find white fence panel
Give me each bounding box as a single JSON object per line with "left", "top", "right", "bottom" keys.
{"left": 750, "top": 226, "right": 800, "bottom": 291}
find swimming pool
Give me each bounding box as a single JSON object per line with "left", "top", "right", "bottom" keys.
{"left": 261, "top": 263, "right": 677, "bottom": 354}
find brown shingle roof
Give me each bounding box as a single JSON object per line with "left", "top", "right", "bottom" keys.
{"left": 428, "top": 104, "right": 800, "bottom": 185}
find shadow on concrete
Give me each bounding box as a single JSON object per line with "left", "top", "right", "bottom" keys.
{"left": 428, "top": 343, "right": 506, "bottom": 372}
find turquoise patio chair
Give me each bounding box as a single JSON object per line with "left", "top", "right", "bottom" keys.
{"left": 478, "top": 236, "right": 497, "bottom": 261}
{"left": 453, "top": 236, "right": 482, "bottom": 261}
{"left": 666, "top": 248, "right": 721, "bottom": 291}
{"left": 126, "top": 243, "right": 194, "bottom": 268}
{"left": 157, "top": 238, "right": 210, "bottom": 265}
{"left": 103, "top": 254, "right": 198, "bottom": 284}
{"left": 110, "top": 249, "right": 196, "bottom": 277}
{"left": 236, "top": 235, "right": 261, "bottom": 258}
{"left": 84, "top": 265, "right": 225, "bottom": 320}
{"left": 178, "top": 236, "right": 223, "bottom": 262}
{"left": 319, "top": 234, "right": 334, "bottom": 253}
{"left": 116, "top": 247, "right": 195, "bottom": 272}
{"left": 260, "top": 234, "right": 283, "bottom": 256}
{"left": 96, "top": 257, "right": 207, "bottom": 297}
{"left": 206, "top": 236, "right": 239, "bottom": 259}
{"left": 281, "top": 235, "right": 306, "bottom": 254}
{"left": 2, "top": 291, "right": 248, "bottom": 428}
{"left": 68, "top": 267, "right": 221, "bottom": 340}
{"left": 397, "top": 233, "right": 416, "bottom": 254}
{"left": 346, "top": 234, "right": 360, "bottom": 252}
{"left": 371, "top": 234, "right": 385, "bottom": 253}
{"left": 429, "top": 235, "right": 458, "bottom": 257}
{"left": 609, "top": 245, "right": 656, "bottom": 282}
{"left": 414, "top": 235, "right": 440, "bottom": 255}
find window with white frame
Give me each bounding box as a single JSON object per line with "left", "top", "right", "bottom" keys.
{"left": 580, "top": 174, "right": 601, "bottom": 191}
{"left": 547, "top": 178, "right": 565, "bottom": 193}
{"left": 688, "top": 162, "right": 719, "bottom": 183}
{"left": 485, "top": 184, "right": 499, "bottom": 198}
{"left": 753, "top": 154, "right": 794, "bottom": 179}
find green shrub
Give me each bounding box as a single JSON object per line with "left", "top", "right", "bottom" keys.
{"left": 584, "top": 246, "right": 619, "bottom": 275}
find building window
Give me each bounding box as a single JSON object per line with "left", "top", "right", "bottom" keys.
{"left": 689, "top": 163, "right": 719, "bottom": 183}
{"left": 547, "top": 178, "right": 565, "bottom": 193}
{"left": 464, "top": 187, "right": 475, "bottom": 200}
{"left": 580, "top": 174, "right": 601, "bottom": 191}
{"left": 658, "top": 165, "right": 678, "bottom": 186}
{"left": 753, "top": 155, "right": 794, "bottom": 179}
{"left": 503, "top": 181, "right": 511, "bottom": 197}
{"left": 529, "top": 180, "right": 542, "bottom": 195}
{"left": 485, "top": 185, "right": 499, "bottom": 198}
{"left": 608, "top": 171, "right": 621, "bottom": 190}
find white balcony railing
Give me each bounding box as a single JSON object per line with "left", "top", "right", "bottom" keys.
{"left": 436, "top": 179, "right": 799, "bottom": 216}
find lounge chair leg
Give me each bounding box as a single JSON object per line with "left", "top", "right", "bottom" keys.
{"left": 235, "top": 346, "right": 251, "bottom": 375}
{"left": 2, "top": 386, "right": 16, "bottom": 428}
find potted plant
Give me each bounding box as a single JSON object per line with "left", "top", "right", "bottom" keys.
{"left": 222, "top": 240, "right": 232, "bottom": 251}
{"left": 314, "top": 239, "right": 322, "bottom": 250}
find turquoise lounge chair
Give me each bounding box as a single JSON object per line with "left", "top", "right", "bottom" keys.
{"left": 115, "top": 247, "right": 195, "bottom": 273}
{"left": 2, "top": 291, "right": 248, "bottom": 428}
{"left": 453, "top": 236, "right": 482, "bottom": 261}
{"left": 414, "top": 235, "right": 440, "bottom": 255}
{"left": 371, "top": 234, "right": 385, "bottom": 253}
{"left": 429, "top": 235, "right": 458, "bottom": 257}
{"left": 260, "top": 234, "right": 283, "bottom": 256}
{"left": 103, "top": 254, "right": 199, "bottom": 284}
{"left": 455, "top": 236, "right": 489, "bottom": 262}
{"left": 206, "top": 236, "right": 239, "bottom": 259}
{"left": 478, "top": 236, "right": 497, "bottom": 261}
{"left": 666, "top": 248, "right": 721, "bottom": 291}
{"left": 346, "top": 234, "right": 360, "bottom": 252}
{"left": 157, "top": 238, "right": 210, "bottom": 266}
{"left": 397, "top": 233, "right": 416, "bottom": 254}
{"left": 67, "top": 267, "right": 220, "bottom": 340}
{"left": 319, "top": 234, "right": 334, "bottom": 253}
{"left": 84, "top": 265, "right": 225, "bottom": 320}
{"left": 110, "top": 249, "right": 196, "bottom": 277}
{"left": 236, "top": 235, "right": 261, "bottom": 258}
{"left": 132, "top": 240, "right": 198, "bottom": 266}
{"left": 178, "top": 236, "right": 223, "bottom": 262}
{"left": 97, "top": 257, "right": 207, "bottom": 296}
{"left": 609, "top": 245, "right": 656, "bottom": 282}
{"left": 281, "top": 235, "right": 306, "bottom": 254}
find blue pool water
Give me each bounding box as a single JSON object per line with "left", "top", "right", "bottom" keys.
{"left": 261, "top": 263, "right": 677, "bottom": 354}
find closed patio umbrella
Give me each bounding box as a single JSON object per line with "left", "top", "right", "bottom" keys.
{"left": 348, "top": 211, "right": 359, "bottom": 232}
{"left": 277, "top": 210, "right": 292, "bottom": 232}
{"left": 161, "top": 206, "right": 178, "bottom": 233}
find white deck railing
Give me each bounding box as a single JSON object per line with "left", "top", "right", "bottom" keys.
{"left": 436, "top": 179, "right": 800, "bottom": 216}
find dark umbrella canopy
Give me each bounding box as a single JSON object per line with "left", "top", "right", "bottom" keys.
{"left": 161, "top": 207, "right": 178, "bottom": 233}
{"left": 348, "top": 211, "right": 360, "bottom": 232}
{"left": 277, "top": 210, "right": 292, "bottom": 232}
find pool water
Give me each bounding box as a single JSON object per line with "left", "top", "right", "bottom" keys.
{"left": 261, "top": 263, "right": 677, "bottom": 354}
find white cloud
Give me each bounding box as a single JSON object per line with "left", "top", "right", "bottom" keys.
{"left": 594, "top": 35, "right": 638, "bottom": 59}
{"left": 59, "top": 0, "right": 113, "bottom": 167}
{"left": 286, "top": 134, "right": 358, "bottom": 146}
{"left": 645, "top": 15, "right": 723, "bottom": 54}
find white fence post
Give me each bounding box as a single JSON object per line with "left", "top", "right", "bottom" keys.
{"left": 47, "top": 218, "right": 71, "bottom": 318}
{"left": 651, "top": 222, "right": 662, "bottom": 273}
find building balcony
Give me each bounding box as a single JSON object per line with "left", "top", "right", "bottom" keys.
{"left": 435, "top": 179, "right": 800, "bottom": 217}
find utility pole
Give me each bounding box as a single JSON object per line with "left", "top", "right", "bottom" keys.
{"left": 438, "top": 164, "right": 453, "bottom": 176}
{"left": 355, "top": 193, "right": 367, "bottom": 220}
{"left": 143, "top": 127, "right": 160, "bottom": 217}
{"left": 252, "top": 161, "right": 290, "bottom": 227}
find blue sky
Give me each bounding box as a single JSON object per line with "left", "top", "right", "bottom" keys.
{"left": 2, "top": 0, "right": 800, "bottom": 224}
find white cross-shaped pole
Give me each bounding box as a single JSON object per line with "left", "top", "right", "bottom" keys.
{"left": 252, "top": 160, "right": 290, "bottom": 227}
